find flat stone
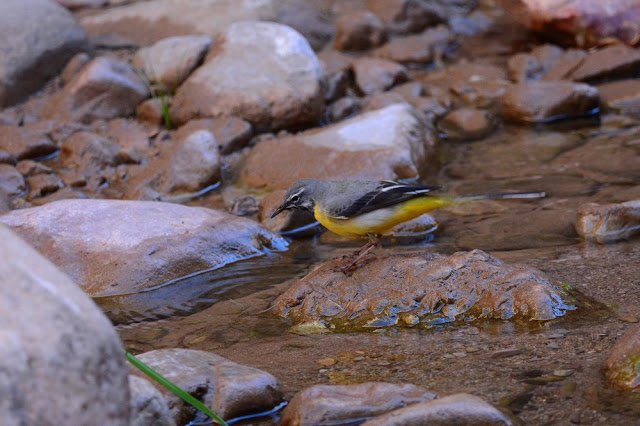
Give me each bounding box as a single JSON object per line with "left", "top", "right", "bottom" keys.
{"left": 240, "top": 103, "right": 438, "bottom": 190}
{"left": 570, "top": 45, "right": 640, "bottom": 83}
{"left": 132, "top": 349, "right": 284, "bottom": 424}
{"left": 279, "top": 382, "right": 435, "bottom": 426}
{"left": 606, "top": 322, "right": 640, "bottom": 390}
{"left": 352, "top": 57, "right": 408, "bottom": 95}
{"left": 81, "top": 0, "right": 277, "bottom": 45}
{"left": 0, "top": 199, "right": 287, "bottom": 296}
{"left": 43, "top": 57, "right": 150, "bottom": 123}
{"left": 576, "top": 200, "right": 640, "bottom": 243}
{"left": 132, "top": 35, "right": 212, "bottom": 89}
{"left": 170, "top": 22, "right": 324, "bottom": 132}
{"left": 362, "top": 393, "right": 513, "bottom": 426}
{"left": 0, "top": 122, "right": 57, "bottom": 161}
{"left": 0, "top": 0, "right": 89, "bottom": 107}
{"left": 597, "top": 79, "right": 640, "bottom": 112}
{"left": 501, "top": 81, "right": 599, "bottom": 123}
{"left": 439, "top": 108, "right": 496, "bottom": 141}
{"left": 129, "top": 375, "right": 174, "bottom": 426}
{"left": 273, "top": 250, "right": 574, "bottom": 330}
{"left": 0, "top": 226, "right": 129, "bottom": 425}
{"left": 334, "top": 10, "right": 386, "bottom": 51}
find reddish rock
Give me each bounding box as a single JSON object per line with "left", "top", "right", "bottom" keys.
{"left": 507, "top": 53, "right": 543, "bottom": 83}
{"left": 576, "top": 200, "right": 640, "bottom": 243}
{"left": 334, "top": 10, "right": 386, "bottom": 51}
{"left": 569, "top": 45, "right": 640, "bottom": 83}
{"left": 360, "top": 92, "right": 408, "bottom": 113}
{"left": 501, "top": 81, "right": 599, "bottom": 123}
{"left": 60, "top": 131, "right": 121, "bottom": 177}
{"left": 362, "top": 393, "right": 513, "bottom": 426}
{"left": 497, "top": 0, "right": 640, "bottom": 48}
{"left": 0, "top": 122, "right": 57, "bottom": 161}
{"left": 273, "top": 250, "right": 573, "bottom": 330}
{"left": 439, "top": 108, "right": 496, "bottom": 141}
{"left": 607, "top": 323, "right": 640, "bottom": 390}
{"left": 15, "top": 160, "right": 53, "bottom": 177}
{"left": 26, "top": 174, "right": 64, "bottom": 200}
{"left": 60, "top": 52, "right": 90, "bottom": 85}
{"left": 352, "top": 57, "right": 408, "bottom": 95}
{"left": 280, "top": 382, "right": 435, "bottom": 426}
{"left": 170, "top": 22, "right": 324, "bottom": 132}
{"left": 136, "top": 98, "right": 166, "bottom": 127}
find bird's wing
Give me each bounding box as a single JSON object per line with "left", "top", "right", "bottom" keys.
{"left": 329, "top": 181, "right": 441, "bottom": 219}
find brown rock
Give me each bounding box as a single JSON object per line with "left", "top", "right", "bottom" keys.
{"left": 606, "top": 322, "right": 640, "bottom": 390}
{"left": 334, "top": 10, "right": 386, "bottom": 51}
{"left": 541, "top": 49, "right": 587, "bottom": 81}
{"left": 497, "top": 0, "right": 640, "bottom": 48}
{"left": 0, "top": 199, "right": 287, "bottom": 296}
{"left": 367, "top": 0, "right": 445, "bottom": 34}
{"left": 163, "top": 130, "right": 220, "bottom": 195}
{"left": 352, "top": 57, "right": 408, "bottom": 95}
{"left": 60, "top": 131, "right": 121, "bottom": 176}
{"left": 0, "top": 122, "right": 57, "bottom": 161}
{"left": 132, "top": 349, "right": 284, "bottom": 424}
{"left": 439, "top": 108, "right": 496, "bottom": 141}
{"left": 597, "top": 79, "right": 640, "bottom": 112}
{"left": 43, "top": 57, "right": 150, "bottom": 123}
{"left": 576, "top": 200, "right": 640, "bottom": 243}
{"left": 60, "top": 52, "right": 90, "bottom": 85}
{"left": 507, "top": 53, "right": 542, "bottom": 83}
{"left": 240, "top": 103, "right": 437, "bottom": 190}
{"left": 501, "top": 81, "right": 599, "bottom": 123}
{"left": 26, "top": 174, "right": 63, "bottom": 200}
{"left": 102, "top": 118, "right": 150, "bottom": 164}
{"left": 362, "top": 393, "right": 513, "bottom": 426}
{"left": 15, "top": 159, "right": 53, "bottom": 177}
{"left": 570, "top": 45, "right": 640, "bottom": 83}
{"left": 272, "top": 250, "right": 573, "bottom": 330}
{"left": 174, "top": 117, "right": 253, "bottom": 155}
{"left": 374, "top": 34, "right": 434, "bottom": 65}
{"left": 132, "top": 35, "right": 212, "bottom": 89}
{"left": 0, "top": 164, "right": 26, "bottom": 197}
{"left": 279, "top": 382, "right": 435, "bottom": 426}
{"left": 170, "top": 22, "right": 324, "bottom": 132}
{"left": 136, "top": 98, "right": 167, "bottom": 127}
{"left": 360, "top": 92, "right": 408, "bottom": 113}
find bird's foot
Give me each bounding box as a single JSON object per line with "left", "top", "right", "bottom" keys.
{"left": 332, "top": 242, "right": 378, "bottom": 275}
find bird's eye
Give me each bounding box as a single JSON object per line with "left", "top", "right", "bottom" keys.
{"left": 290, "top": 195, "right": 300, "bottom": 203}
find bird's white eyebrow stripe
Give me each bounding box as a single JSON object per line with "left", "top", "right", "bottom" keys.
{"left": 290, "top": 188, "right": 305, "bottom": 199}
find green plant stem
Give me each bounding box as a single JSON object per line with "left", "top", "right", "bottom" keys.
{"left": 126, "top": 350, "right": 228, "bottom": 426}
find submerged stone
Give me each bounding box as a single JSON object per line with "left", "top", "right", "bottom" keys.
{"left": 279, "top": 382, "right": 435, "bottom": 426}
{"left": 273, "top": 250, "right": 574, "bottom": 330}
{"left": 576, "top": 200, "right": 640, "bottom": 243}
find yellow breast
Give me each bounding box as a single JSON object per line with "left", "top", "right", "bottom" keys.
{"left": 313, "top": 196, "right": 452, "bottom": 237}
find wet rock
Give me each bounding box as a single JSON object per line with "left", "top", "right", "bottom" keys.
{"left": 0, "top": 199, "right": 287, "bottom": 296}
{"left": 26, "top": 174, "right": 64, "bottom": 200}
{"left": 170, "top": 22, "right": 324, "bottom": 131}
{"left": 0, "top": 164, "right": 26, "bottom": 198}
{"left": 497, "top": 0, "right": 640, "bottom": 48}
{"left": 273, "top": 250, "right": 573, "bottom": 330}
{"left": 597, "top": 79, "right": 640, "bottom": 112}
{"left": 129, "top": 375, "right": 174, "bottom": 426}
{"left": 0, "top": 226, "right": 129, "bottom": 425}
{"left": 606, "top": 322, "right": 640, "bottom": 390}
{"left": 569, "top": 45, "right": 640, "bottom": 84}
{"left": 334, "top": 10, "right": 386, "bottom": 51}
{"left": 60, "top": 131, "right": 121, "bottom": 177}
{"left": 15, "top": 160, "right": 53, "bottom": 177}
{"left": 501, "top": 81, "right": 599, "bottom": 123}
{"left": 576, "top": 200, "right": 640, "bottom": 243}
{"left": 44, "top": 57, "right": 150, "bottom": 123}
{"left": 367, "top": 0, "right": 447, "bottom": 35}
{"left": 163, "top": 130, "right": 220, "bottom": 195}
{"left": 439, "top": 108, "right": 496, "bottom": 141}
{"left": 240, "top": 103, "right": 437, "bottom": 190}
{"left": 132, "top": 35, "right": 212, "bottom": 89}
{"left": 352, "top": 57, "right": 408, "bottom": 95}
{"left": 0, "top": 122, "right": 57, "bottom": 161}
{"left": 174, "top": 117, "right": 253, "bottom": 155}
{"left": 80, "top": 0, "right": 277, "bottom": 45}
{"left": 362, "top": 393, "right": 513, "bottom": 426}
{"left": 280, "top": 382, "right": 434, "bottom": 426}
{"left": 0, "top": 0, "right": 89, "bottom": 107}
{"left": 131, "top": 349, "right": 283, "bottom": 424}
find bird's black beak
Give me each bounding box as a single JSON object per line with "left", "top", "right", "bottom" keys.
{"left": 271, "top": 204, "right": 287, "bottom": 219}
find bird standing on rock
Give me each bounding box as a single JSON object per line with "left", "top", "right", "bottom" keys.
{"left": 271, "top": 179, "right": 545, "bottom": 273}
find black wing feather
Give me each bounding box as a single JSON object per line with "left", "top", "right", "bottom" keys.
{"left": 333, "top": 181, "right": 440, "bottom": 218}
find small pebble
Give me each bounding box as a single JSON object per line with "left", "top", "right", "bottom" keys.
{"left": 452, "top": 352, "right": 467, "bottom": 358}
{"left": 318, "top": 358, "right": 336, "bottom": 366}
{"left": 547, "top": 342, "right": 561, "bottom": 349}
{"left": 552, "top": 369, "right": 573, "bottom": 377}
{"left": 619, "top": 316, "right": 639, "bottom": 323}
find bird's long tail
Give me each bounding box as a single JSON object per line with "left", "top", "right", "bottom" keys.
{"left": 452, "top": 191, "right": 546, "bottom": 203}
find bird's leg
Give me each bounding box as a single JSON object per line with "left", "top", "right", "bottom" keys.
{"left": 336, "top": 234, "right": 381, "bottom": 274}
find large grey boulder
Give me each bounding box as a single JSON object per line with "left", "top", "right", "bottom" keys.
{"left": 0, "top": 226, "right": 129, "bottom": 425}
{"left": 0, "top": 0, "right": 90, "bottom": 107}
{"left": 0, "top": 199, "right": 288, "bottom": 296}
{"left": 170, "top": 21, "right": 324, "bottom": 131}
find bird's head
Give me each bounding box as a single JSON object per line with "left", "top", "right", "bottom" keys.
{"left": 271, "top": 179, "right": 319, "bottom": 218}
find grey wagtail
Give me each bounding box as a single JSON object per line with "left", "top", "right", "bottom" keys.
{"left": 271, "top": 179, "right": 545, "bottom": 272}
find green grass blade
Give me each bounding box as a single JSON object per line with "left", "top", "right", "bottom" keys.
{"left": 126, "top": 350, "right": 228, "bottom": 426}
